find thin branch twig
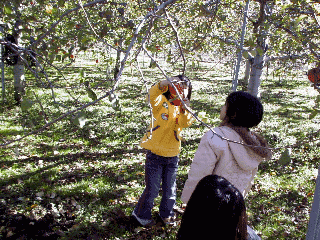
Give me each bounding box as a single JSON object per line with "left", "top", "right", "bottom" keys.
{"left": 28, "top": 0, "right": 109, "bottom": 49}
{"left": 0, "top": 92, "right": 111, "bottom": 147}
{"left": 134, "top": 61, "right": 155, "bottom": 141}
{"left": 164, "top": 9, "right": 186, "bottom": 75}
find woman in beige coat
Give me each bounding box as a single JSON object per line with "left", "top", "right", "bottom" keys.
{"left": 181, "top": 91, "right": 272, "bottom": 204}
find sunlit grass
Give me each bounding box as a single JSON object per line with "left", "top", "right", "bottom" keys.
{"left": 0, "top": 60, "right": 319, "bottom": 239}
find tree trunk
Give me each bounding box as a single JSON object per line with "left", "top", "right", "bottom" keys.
{"left": 114, "top": 49, "right": 120, "bottom": 80}
{"left": 0, "top": 46, "right": 5, "bottom": 102}
{"left": 12, "top": 32, "right": 25, "bottom": 105}
{"left": 243, "top": 59, "right": 251, "bottom": 86}
{"left": 247, "top": 1, "right": 273, "bottom": 98}
{"left": 114, "top": 39, "right": 123, "bottom": 80}
{"left": 247, "top": 54, "right": 264, "bottom": 98}
{"left": 231, "top": 0, "right": 250, "bottom": 92}
{"left": 13, "top": 62, "right": 25, "bottom": 105}
{"left": 13, "top": 12, "right": 25, "bottom": 105}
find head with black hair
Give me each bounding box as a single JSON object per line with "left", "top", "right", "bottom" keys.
{"left": 177, "top": 175, "right": 247, "bottom": 240}
{"left": 163, "top": 75, "right": 192, "bottom": 105}
{"left": 220, "top": 91, "right": 263, "bottom": 129}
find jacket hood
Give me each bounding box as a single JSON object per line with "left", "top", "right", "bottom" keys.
{"left": 217, "top": 126, "right": 270, "bottom": 171}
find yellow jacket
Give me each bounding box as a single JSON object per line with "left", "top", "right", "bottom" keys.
{"left": 140, "top": 82, "right": 194, "bottom": 157}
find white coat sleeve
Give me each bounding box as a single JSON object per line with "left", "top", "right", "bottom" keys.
{"left": 181, "top": 130, "right": 223, "bottom": 204}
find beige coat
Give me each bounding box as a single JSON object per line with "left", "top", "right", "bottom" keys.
{"left": 181, "top": 126, "right": 268, "bottom": 204}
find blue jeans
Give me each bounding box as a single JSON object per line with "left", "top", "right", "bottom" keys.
{"left": 133, "top": 150, "right": 179, "bottom": 225}
{"left": 247, "top": 226, "right": 261, "bottom": 240}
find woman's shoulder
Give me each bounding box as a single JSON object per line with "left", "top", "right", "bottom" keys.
{"left": 205, "top": 126, "right": 234, "bottom": 138}
{"left": 202, "top": 127, "right": 229, "bottom": 145}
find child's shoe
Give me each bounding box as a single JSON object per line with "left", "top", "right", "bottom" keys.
{"left": 132, "top": 211, "right": 156, "bottom": 228}
{"left": 157, "top": 213, "right": 177, "bottom": 226}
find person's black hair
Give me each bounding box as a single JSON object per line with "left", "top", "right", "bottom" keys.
{"left": 163, "top": 75, "right": 192, "bottom": 101}
{"left": 2, "top": 34, "right": 18, "bottom": 66}
{"left": 177, "top": 175, "right": 247, "bottom": 240}
{"left": 225, "top": 91, "right": 263, "bottom": 128}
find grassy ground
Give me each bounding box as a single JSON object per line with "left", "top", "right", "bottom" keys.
{"left": 0, "top": 58, "right": 319, "bottom": 239}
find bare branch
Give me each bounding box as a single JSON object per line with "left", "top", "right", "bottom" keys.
{"left": 0, "top": 0, "right": 179, "bottom": 147}
{"left": 164, "top": 9, "right": 186, "bottom": 75}
{"left": 77, "top": 0, "right": 122, "bottom": 52}
{"left": 134, "top": 61, "right": 155, "bottom": 140}
{"left": 264, "top": 53, "right": 308, "bottom": 63}
{"left": 112, "top": 0, "right": 179, "bottom": 93}
{"left": 32, "top": 91, "right": 48, "bottom": 124}
{"left": 270, "top": 20, "right": 320, "bottom": 61}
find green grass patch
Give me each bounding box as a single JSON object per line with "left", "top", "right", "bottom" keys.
{"left": 0, "top": 61, "right": 319, "bottom": 239}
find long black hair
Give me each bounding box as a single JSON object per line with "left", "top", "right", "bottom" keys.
{"left": 177, "top": 175, "right": 248, "bottom": 240}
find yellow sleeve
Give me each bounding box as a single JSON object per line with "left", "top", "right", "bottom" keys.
{"left": 179, "top": 108, "right": 195, "bottom": 128}
{"left": 148, "top": 82, "right": 168, "bottom": 113}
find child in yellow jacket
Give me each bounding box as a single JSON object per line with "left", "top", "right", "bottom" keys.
{"left": 132, "top": 75, "right": 194, "bottom": 226}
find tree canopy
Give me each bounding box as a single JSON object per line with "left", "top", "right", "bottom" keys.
{"left": 0, "top": 0, "right": 319, "bottom": 144}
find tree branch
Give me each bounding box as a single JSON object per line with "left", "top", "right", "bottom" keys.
{"left": 29, "top": 0, "right": 109, "bottom": 49}
{"left": 164, "top": 9, "right": 186, "bottom": 75}
{"left": 0, "top": 0, "right": 179, "bottom": 147}
{"left": 0, "top": 91, "right": 111, "bottom": 147}
{"left": 264, "top": 53, "right": 308, "bottom": 63}
{"left": 270, "top": 20, "right": 320, "bottom": 61}
{"left": 112, "top": 0, "right": 179, "bottom": 93}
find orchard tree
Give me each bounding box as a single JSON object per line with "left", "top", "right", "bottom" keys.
{"left": 208, "top": 0, "right": 320, "bottom": 97}
{"left": 0, "top": 0, "right": 320, "bottom": 146}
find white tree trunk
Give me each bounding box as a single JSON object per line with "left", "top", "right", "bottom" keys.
{"left": 1, "top": 46, "right": 5, "bottom": 102}
{"left": 243, "top": 59, "right": 251, "bottom": 86}
{"left": 231, "top": 0, "right": 250, "bottom": 91}
{"left": 13, "top": 62, "right": 25, "bottom": 104}
{"left": 13, "top": 13, "right": 25, "bottom": 104}
{"left": 247, "top": 54, "right": 264, "bottom": 98}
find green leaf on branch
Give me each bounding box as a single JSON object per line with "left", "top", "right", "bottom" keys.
{"left": 279, "top": 148, "right": 291, "bottom": 166}
{"left": 80, "top": 69, "right": 86, "bottom": 78}
{"left": 309, "top": 109, "right": 319, "bottom": 119}
{"left": 21, "top": 99, "right": 33, "bottom": 111}
{"left": 72, "top": 112, "right": 87, "bottom": 128}
{"left": 48, "top": 54, "right": 55, "bottom": 63}
{"left": 316, "top": 95, "right": 320, "bottom": 103}
{"left": 86, "top": 88, "right": 97, "bottom": 101}
{"left": 294, "top": 15, "right": 307, "bottom": 27}
{"left": 281, "top": 4, "right": 291, "bottom": 11}
{"left": 257, "top": 47, "right": 264, "bottom": 56}
{"left": 242, "top": 51, "right": 249, "bottom": 59}
{"left": 250, "top": 49, "right": 257, "bottom": 57}
{"left": 198, "top": 111, "right": 209, "bottom": 123}
{"left": 109, "top": 93, "right": 121, "bottom": 111}
{"left": 247, "top": 37, "right": 255, "bottom": 47}
{"left": 4, "top": 6, "right": 12, "bottom": 14}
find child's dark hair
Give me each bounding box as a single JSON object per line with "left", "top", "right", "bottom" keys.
{"left": 177, "top": 175, "right": 248, "bottom": 240}
{"left": 225, "top": 91, "right": 263, "bottom": 128}
{"left": 163, "top": 75, "right": 192, "bottom": 100}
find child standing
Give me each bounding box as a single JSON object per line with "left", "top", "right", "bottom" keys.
{"left": 181, "top": 91, "right": 272, "bottom": 204}
{"left": 132, "top": 75, "right": 194, "bottom": 227}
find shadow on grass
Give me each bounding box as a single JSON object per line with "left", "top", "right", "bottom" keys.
{"left": 0, "top": 145, "right": 179, "bottom": 239}
{"left": 0, "top": 147, "right": 145, "bottom": 197}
